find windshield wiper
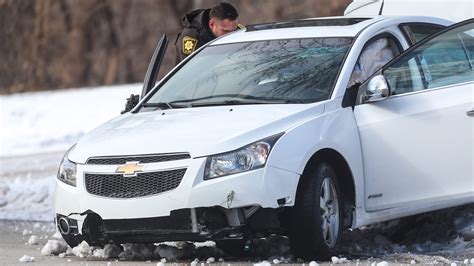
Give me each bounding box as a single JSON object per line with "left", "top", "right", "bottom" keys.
{"left": 142, "top": 102, "right": 189, "bottom": 109}
{"left": 169, "top": 94, "right": 304, "bottom": 107}
{"left": 142, "top": 102, "right": 173, "bottom": 109}
{"left": 187, "top": 98, "right": 303, "bottom": 107}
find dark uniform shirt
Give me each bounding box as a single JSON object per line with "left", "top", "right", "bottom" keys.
{"left": 175, "top": 9, "right": 215, "bottom": 65}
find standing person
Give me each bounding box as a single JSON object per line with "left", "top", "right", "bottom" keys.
{"left": 175, "top": 2, "right": 242, "bottom": 64}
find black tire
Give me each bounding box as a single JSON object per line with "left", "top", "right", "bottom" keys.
{"left": 61, "top": 233, "right": 84, "bottom": 248}
{"left": 289, "top": 162, "right": 343, "bottom": 260}
{"left": 215, "top": 239, "right": 247, "bottom": 257}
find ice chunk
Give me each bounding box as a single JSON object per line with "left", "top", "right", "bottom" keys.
{"left": 19, "top": 255, "right": 35, "bottom": 263}
{"left": 331, "top": 256, "right": 349, "bottom": 264}
{"left": 93, "top": 248, "right": 105, "bottom": 258}
{"left": 377, "top": 262, "right": 388, "bottom": 266}
{"left": 194, "top": 241, "right": 216, "bottom": 248}
{"left": 309, "top": 261, "right": 319, "bottom": 266}
{"left": 72, "top": 241, "right": 92, "bottom": 258}
{"left": 51, "top": 231, "right": 62, "bottom": 239}
{"left": 41, "top": 239, "right": 68, "bottom": 256}
{"left": 28, "top": 235, "right": 39, "bottom": 245}
{"left": 155, "top": 243, "right": 194, "bottom": 261}
{"left": 103, "top": 244, "right": 122, "bottom": 259}
{"left": 206, "top": 257, "right": 215, "bottom": 263}
{"left": 119, "top": 243, "right": 156, "bottom": 260}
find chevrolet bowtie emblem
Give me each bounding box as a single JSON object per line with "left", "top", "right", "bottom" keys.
{"left": 116, "top": 162, "right": 144, "bottom": 176}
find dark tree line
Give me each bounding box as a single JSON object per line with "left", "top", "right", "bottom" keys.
{"left": 0, "top": 0, "right": 350, "bottom": 94}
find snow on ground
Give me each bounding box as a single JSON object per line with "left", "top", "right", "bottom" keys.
{"left": 0, "top": 175, "right": 55, "bottom": 221}
{"left": 0, "top": 84, "right": 141, "bottom": 157}
{"left": 0, "top": 84, "right": 140, "bottom": 221}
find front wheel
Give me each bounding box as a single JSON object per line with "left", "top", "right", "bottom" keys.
{"left": 289, "top": 162, "right": 343, "bottom": 260}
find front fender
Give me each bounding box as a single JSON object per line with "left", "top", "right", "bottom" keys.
{"left": 267, "top": 104, "right": 365, "bottom": 212}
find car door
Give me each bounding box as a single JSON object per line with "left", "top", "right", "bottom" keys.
{"left": 353, "top": 19, "right": 474, "bottom": 212}
{"left": 121, "top": 35, "right": 169, "bottom": 114}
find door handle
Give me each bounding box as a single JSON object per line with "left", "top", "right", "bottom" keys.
{"left": 467, "top": 109, "right": 474, "bottom": 117}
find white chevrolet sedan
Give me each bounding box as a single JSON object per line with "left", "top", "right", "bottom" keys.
{"left": 55, "top": 16, "right": 474, "bottom": 259}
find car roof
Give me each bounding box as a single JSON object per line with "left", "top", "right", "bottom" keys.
{"left": 211, "top": 16, "right": 451, "bottom": 45}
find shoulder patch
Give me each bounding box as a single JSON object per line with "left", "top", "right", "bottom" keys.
{"left": 182, "top": 36, "right": 198, "bottom": 55}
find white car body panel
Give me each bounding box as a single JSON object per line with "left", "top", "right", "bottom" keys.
{"left": 68, "top": 104, "right": 322, "bottom": 164}
{"left": 354, "top": 82, "right": 474, "bottom": 212}
{"left": 56, "top": 16, "right": 473, "bottom": 237}
{"left": 345, "top": 0, "right": 473, "bottom": 23}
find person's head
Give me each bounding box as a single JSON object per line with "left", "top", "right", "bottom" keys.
{"left": 208, "top": 2, "right": 239, "bottom": 37}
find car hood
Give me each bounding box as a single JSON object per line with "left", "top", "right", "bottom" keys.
{"left": 69, "top": 104, "right": 325, "bottom": 164}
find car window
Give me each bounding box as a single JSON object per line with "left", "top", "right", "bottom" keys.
{"left": 383, "top": 21, "right": 474, "bottom": 95}
{"left": 348, "top": 36, "right": 401, "bottom": 88}
{"left": 400, "top": 24, "right": 446, "bottom": 45}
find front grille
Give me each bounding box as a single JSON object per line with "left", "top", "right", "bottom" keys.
{"left": 85, "top": 169, "right": 186, "bottom": 198}
{"left": 86, "top": 153, "right": 191, "bottom": 165}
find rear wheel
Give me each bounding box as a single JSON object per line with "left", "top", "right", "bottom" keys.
{"left": 289, "top": 162, "right": 343, "bottom": 260}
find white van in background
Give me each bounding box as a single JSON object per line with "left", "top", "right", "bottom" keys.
{"left": 344, "top": 0, "right": 473, "bottom": 22}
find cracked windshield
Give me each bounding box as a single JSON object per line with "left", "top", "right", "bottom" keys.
{"left": 145, "top": 37, "right": 353, "bottom": 108}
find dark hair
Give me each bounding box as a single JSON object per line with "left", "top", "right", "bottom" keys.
{"left": 209, "top": 2, "right": 238, "bottom": 21}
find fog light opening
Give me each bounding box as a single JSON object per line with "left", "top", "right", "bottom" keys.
{"left": 58, "top": 217, "right": 71, "bottom": 234}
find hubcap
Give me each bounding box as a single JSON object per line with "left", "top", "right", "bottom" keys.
{"left": 319, "top": 177, "right": 339, "bottom": 248}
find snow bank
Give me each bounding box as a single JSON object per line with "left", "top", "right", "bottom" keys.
{"left": 0, "top": 84, "right": 141, "bottom": 157}
{"left": 0, "top": 176, "right": 55, "bottom": 221}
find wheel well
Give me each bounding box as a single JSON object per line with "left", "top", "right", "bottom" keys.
{"left": 300, "top": 148, "right": 356, "bottom": 228}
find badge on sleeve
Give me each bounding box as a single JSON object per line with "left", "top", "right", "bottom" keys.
{"left": 182, "top": 36, "right": 198, "bottom": 55}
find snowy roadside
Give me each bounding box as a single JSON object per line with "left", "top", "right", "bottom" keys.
{"left": 0, "top": 84, "right": 141, "bottom": 157}
{"left": 0, "top": 84, "right": 140, "bottom": 221}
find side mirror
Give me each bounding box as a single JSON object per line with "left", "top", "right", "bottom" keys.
{"left": 363, "top": 75, "right": 390, "bottom": 103}
{"left": 121, "top": 94, "right": 140, "bottom": 114}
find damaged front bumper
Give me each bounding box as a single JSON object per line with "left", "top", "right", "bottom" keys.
{"left": 54, "top": 156, "right": 299, "bottom": 246}
{"left": 56, "top": 206, "right": 289, "bottom": 246}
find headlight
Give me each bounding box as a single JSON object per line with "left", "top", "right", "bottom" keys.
{"left": 57, "top": 145, "right": 77, "bottom": 186}
{"left": 204, "top": 133, "right": 283, "bottom": 180}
